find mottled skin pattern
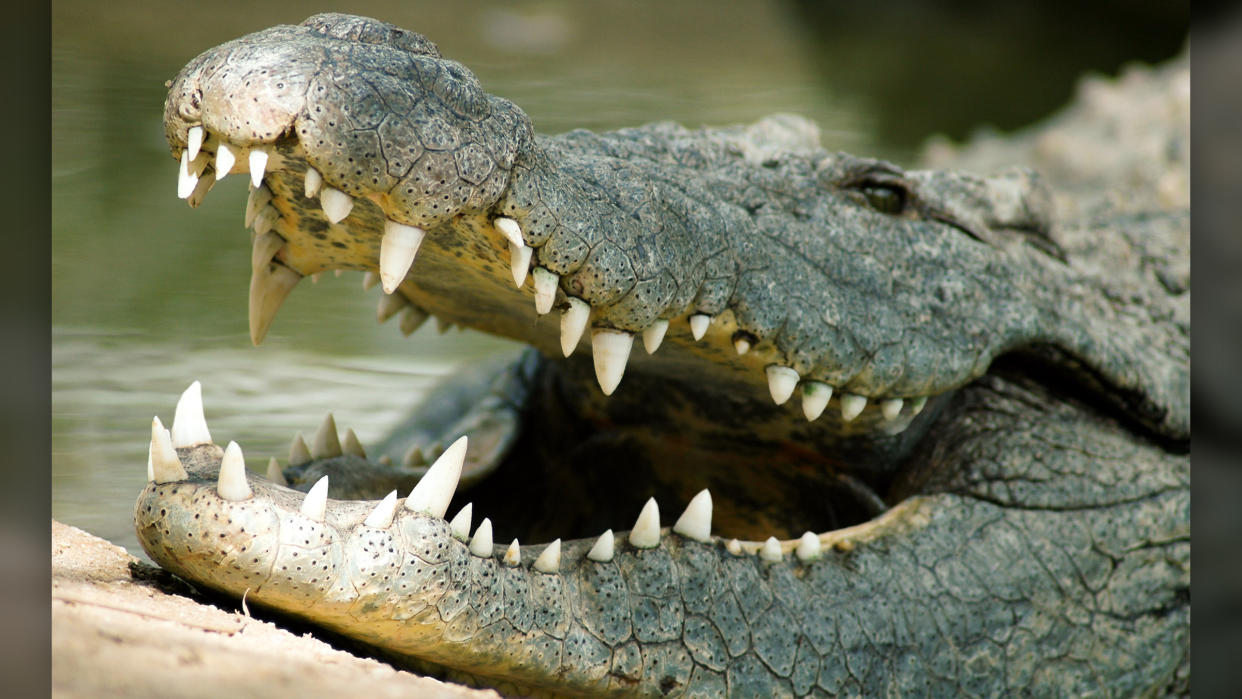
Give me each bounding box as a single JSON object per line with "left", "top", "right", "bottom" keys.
{"left": 138, "top": 14, "right": 1189, "bottom": 697}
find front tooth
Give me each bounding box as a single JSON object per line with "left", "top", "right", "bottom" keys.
{"left": 177, "top": 151, "right": 199, "bottom": 199}
{"left": 342, "top": 428, "right": 366, "bottom": 458}
{"left": 449, "top": 503, "right": 473, "bottom": 541}
{"left": 380, "top": 220, "right": 426, "bottom": 294}
{"left": 510, "top": 242, "right": 533, "bottom": 287}
{"left": 766, "top": 365, "right": 799, "bottom": 405}
{"left": 300, "top": 476, "right": 329, "bottom": 521}
{"left": 689, "top": 314, "right": 711, "bottom": 341}
{"left": 311, "top": 413, "right": 342, "bottom": 459}
{"left": 377, "top": 292, "right": 407, "bottom": 323}
{"left": 266, "top": 457, "right": 288, "bottom": 486}
{"left": 840, "top": 394, "right": 867, "bottom": 421}
{"left": 881, "top": 398, "right": 904, "bottom": 421}
{"left": 149, "top": 416, "right": 187, "bottom": 483}
{"left": 796, "top": 531, "right": 822, "bottom": 561}
{"left": 289, "top": 431, "right": 311, "bottom": 467}
{"left": 591, "top": 329, "right": 633, "bottom": 396}
{"left": 186, "top": 126, "right": 204, "bottom": 160}
{"left": 304, "top": 166, "right": 323, "bottom": 198}
{"left": 320, "top": 186, "right": 354, "bottom": 223}
{"left": 253, "top": 205, "right": 279, "bottom": 236}
{"left": 672, "top": 489, "right": 712, "bottom": 543}
{"left": 587, "top": 529, "right": 615, "bottom": 562}
{"left": 534, "top": 538, "right": 562, "bottom": 573}
{"left": 248, "top": 147, "right": 269, "bottom": 189}
{"left": 759, "top": 536, "right": 783, "bottom": 562}
{"left": 249, "top": 263, "right": 301, "bottom": 346}
{"left": 404, "top": 435, "right": 467, "bottom": 519}
{"left": 217, "top": 441, "right": 253, "bottom": 501}
{"left": 399, "top": 306, "right": 429, "bottom": 336}
{"left": 532, "top": 268, "right": 558, "bottom": 314}
{"left": 469, "top": 518, "right": 494, "bottom": 557}
{"left": 245, "top": 185, "right": 273, "bottom": 228}
{"left": 801, "top": 381, "right": 833, "bottom": 421}
{"left": 642, "top": 319, "right": 669, "bottom": 354}
{"left": 628, "top": 497, "right": 660, "bottom": 549}
{"left": 171, "top": 380, "right": 212, "bottom": 448}
{"left": 910, "top": 396, "right": 928, "bottom": 416}
{"left": 560, "top": 297, "right": 591, "bottom": 357}
{"left": 362, "top": 271, "right": 380, "bottom": 291}
{"left": 215, "top": 143, "right": 236, "bottom": 180}
{"left": 733, "top": 336, "right": 751, "bottom": 355}
{"left": 494, "top": 217, "right": 524, "bottom": 248}
{"left": 363, "top": 490, "right": 399, "bottom": 528}
{"left": 251, "top": 231, "right": 284, "bottom": 272}
{"left": 503, "top": 539, "right": 521, "bottom": 566}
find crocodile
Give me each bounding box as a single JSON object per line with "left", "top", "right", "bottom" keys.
{"left": 135, "top": 13, "right": 1189, "bottom": 697}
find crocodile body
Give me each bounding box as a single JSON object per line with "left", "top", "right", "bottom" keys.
{"left": 136, "top": 14, "right": 1189, "bottom": 696}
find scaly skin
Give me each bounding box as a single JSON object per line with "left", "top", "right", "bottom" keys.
{"left": 138, "top": 14, "right": 1189, "bottom": 696}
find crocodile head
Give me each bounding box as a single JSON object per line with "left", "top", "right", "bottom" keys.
{"left": 140, "top": 13, "right": 1189, "bottom": 696}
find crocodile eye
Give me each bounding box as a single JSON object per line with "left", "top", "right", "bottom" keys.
{"left": 860, "top": 184, "right": 906, "bottom": 214}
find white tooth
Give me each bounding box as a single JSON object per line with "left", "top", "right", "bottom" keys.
{"left": 726, "top": 538, "right": 742, "bottom": 556}
{"left": 311, "top": 273, "right": 322, "bottom": 285}
{"left": 253, "top": 205, "right": 279, "bottom": 236}
{"left": 759, "top": 536, "right": 783, "bottom": 562}
{"left": 404, "top": 435, "right": 467, "bottom": 519}
{"left": 801, "top": 381, "right": 833, "bottom": 422}
{"left": 377, "top": 292, "right": 407, "bottom": 323}
{"left": 642, "top": 319, "right": 669, "bottom": 354}
{"left": 146, "top": 444, "right": 153, "bottom": 482}
{"left": 510, "top": 242, "right": 533, "bottom": 287}
{"left": 796, "top": 531, "right": 822, "bottom": 561}
{"left": 177, "top": 151, "right": 199, "bottom": 199}
{"left": 591, "top": 329, "right": 634, "bottom": 396}
{"left": 251, "top": 231, "right": 284, "bottom": 272}
{"left": 587, "top": 529, "right": 615, "bottom": 562}
{"left": 187, "top": 170, "right": 215, "bottom": 208}
{"left": 469, "top": 517, "right": 493, "bottom": 557}
{"left": 266, "top": 457, "right": 287, "bottom": 486}
{"left": 149, "top": 416, "right": 187, "bottom": 483}
{"left": 841, "top": 394, "right": 867, "bottom": 422}
{"left": 215, "top": 142, "right": 236, "bottom": 180}
{"left": 380, "top": 220, "right": 426, "bottom": 294}
{"left": 186, "top": 126, "right": 204, "bottom": 161}
{"left": 217, "top": 441, "right": 253, "bottom": 501}
{"left": 494, "top": 217, "right": 524, "bottom": 248}
{"left": 533, "top": 538, "right": 562, "bottom": 573}
{"left": 249, "top": 261, "right": 300, "bottom": 345}
{"left": 560, "top": 297, "right": 590, "bottom": 357}
{"left": 334, "top": 269, "right": 343, "bottom": 277}
{"left": 672, "top": 489, "right": 712, "bottom": 543}
{"left": 532, "top": 267, "right": 558, "bottom": 315}
{"left": 171, "top": 381, "right": 212, "bottom": 448}
{"left": 910, "top": 396, "right": 928, "bottom": 416}
{"left": 881, "top": 398, "right": 904, "bottom": 421}
{"left": 503, "top": 539, "right": 521, "bottom": 566}
{"left": 734, "top": 336, "right": 751, "bottom": 355}
{"left": 766, "top": 365, "right": 799, "bottom": 405}
{"left": 320, "top": 186, "right": 354, "bottom": 223}
{"left": 289, "top": 431, "right": 312, "bottom": 467}
{"left": 342, "top": 428, "right": 366, "bottom": 458}
{"left": 304, "top": 166, "right": 323, "bottom": 198}
{"left": 363, "top": 490, "right": 399, "bottom": 528}
{"left": 300, "top": 476, "right": 329, "bottom": 521}
{"left": 399, "top": 306, "right": 429, "bottom": 336}
{"left": 689, "top": 314, "right": 710, "bottom": 341}
{"left": 362, "top": 271, "right": 380, "bottom": 291}
{"left": 245, "top": 185, "right": 273, "bottom": 228}
{"left": 449, "top": 503, "right": 473, "bottom": 541}
{"left": 311, "top": 413, "right": 342, "bottom": 459}
{"left": 249, "top": 148, "right": 269, "bottom": 189}
{"left": 628, "top": 497, "right": 661, "bottom": 549}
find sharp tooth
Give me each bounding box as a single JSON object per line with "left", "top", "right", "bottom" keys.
{"left": 399, "top": 306, "right": 429, "bottom": 336}
{"left": 311, "top": 273, "right": 322, "bottom": 284}
{"left": 245, "top": 185, "right": 273, "bottom": 228}
{"left": 300, "top": 475, "right": 329, "bottom": 521}
{"left": 266, "top": 457, "right": 288, "bottom": 486}
{"left": 449, "top": 503, "right": 473, "bottom": 541}
{"left": 177, "top": 151, "right": 199, "bottom": 199}
{"left": 801, "top": 381, "right": 833, "bottom": 422}
{"left": 377, "top": 292, "right": 407, "bottom": 323}
{"left": 402, "top": 445, "right": 424, "bottom": 468}
{"left": 533, "top": 538, "right": 562, "bottom": 573}
{"left": 591, "top": 329, "right": 634, "bottom": 396}
{"left": 216, "top": 441, "right": 253, "bottom": 501}
{"left": 187, "top": 170, "right": 215, "bottom": 208}
{"left": 311, "top": 413, "right": 342, "bottom": 459}
{"left": 910, "top": 396, "right": 928, "bottom": 416}
{"left": 435, "top": 317, "right": 454, "bottom": 334}
{"left": 379, "top": 220, "right": 425, "bottom": 294}
{"left": 342, "top": 428, "right": 366, "bottom": 458}
{"left": 289, "top": 431, "right": 312, "bottom": 467}
{"left": 532, "top": 267, "right": 558, "bottom": 314}
{"left": 726, "top": 538, "right": 742, "bottom": 556}
{"left": 587, "top": 529, "right": 615, "bottom": 562}
{"left": 672, "top": 489, "right": 712, "bottom": 543}
{"left": 759, "top": 536, "right": 783, "bottom": 562}
{"left": 363, "top": 490, "right": 399, "bottom": 528}
{"left": 840, "top": 394, "right": 867, "bottom": 422}
{"left": 642, "top": 319, "right": 669, "bottom": 354}
{"left": 733, "top": 336, "right": 751, "bottom": 355}
{"left": 628, "top": 497, "right": 661, "bottom": 549}
{"left": 404, "top": 435, "right": 467, "bottom": 519}
{"left": 469, "top": 517, "right": 493, "bottom": 557}
{"left": 186, "top": 126, "right": 204, "bottom": 160}
{"left": 320, "top": 186, "right": 354, "bottom": 223}
{"left": 149, "top": 416, "right": 187, "bottom": 483}
{"left": 377, "top": 454, "right": 393, "bottom": 467}
{"left": 510, "top": 242, "right": 533, "bottom": 287}
{"left": 766, "top": 365, "right": 799, "bottom": 405}
{"left": 362, "top": 271, "right": 380, "bottom": 291}
{"left": 304, "top": 166, "right": 323, "bottom": 198}
{"left": 251, "top": 231, "right": 284, "bottom": 272}
{"left": 215, "top": 142, "right": 236, "bottom": 180}
{"left": 689, "top": 314, "right": 711, "bottom": 341}
{"left": 248, "top": 147, "right": 269, "bottom": 189}
{"left": 494, "top": 217, "right": 524, "bottom": 247}
{"left": 253, "top": 205, "right": 279, "bottom": 236}
{"left": 170, "top": 381, "right": 212, "bottom": 448}
{"left": 881, "top": 398, "right": 904, "bottom": 421}
{"left": 146, "top": 444, "right": 153, "bottom": 482}
{"left": 560, "top": 297, "right": 590, "bottom": 357}
{"left": 249, "top": 263, "right": 301, "bottom": 346}
{"left": 503, "top": 539, "right": 521, "bottom": 566}
{"left": 796, "top": 531, "right": 822, "bottom": 561}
